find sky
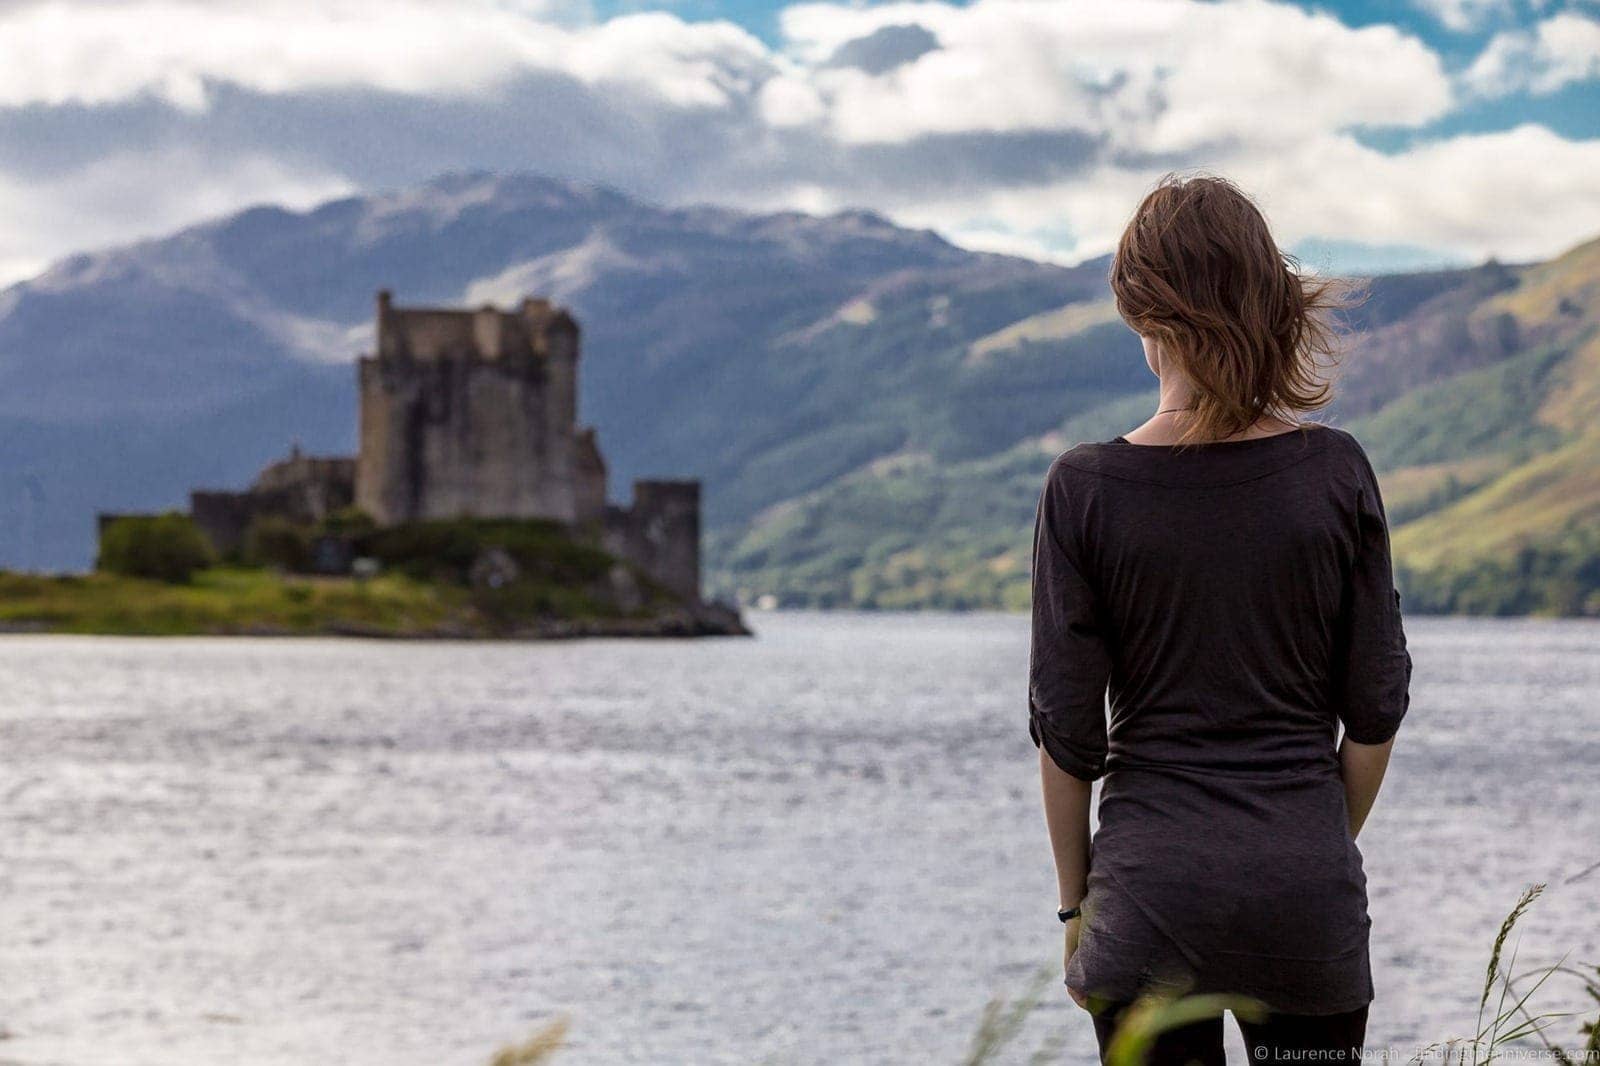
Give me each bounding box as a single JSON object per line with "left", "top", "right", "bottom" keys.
{"left": 2, "top": 0, "right": 1599, "bottom": 284}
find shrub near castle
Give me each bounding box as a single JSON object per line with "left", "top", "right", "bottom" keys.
{"left": 97, "top": 513, "right": 214, "bottom": 584}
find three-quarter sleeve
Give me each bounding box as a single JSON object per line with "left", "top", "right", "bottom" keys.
{"left": 1028, "top": 463, "right": 1112, "bottom": 781}
{"left": 1333, "top": 456, "right": 1413, "bottom": 744}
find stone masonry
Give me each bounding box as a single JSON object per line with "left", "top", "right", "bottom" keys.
{"left": 356, "top": 291, "right": 598, "bottom": 526}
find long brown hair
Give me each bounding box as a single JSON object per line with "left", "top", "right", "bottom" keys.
{"left": 1109, "top": 173, "right": 1356, "bottom": 444}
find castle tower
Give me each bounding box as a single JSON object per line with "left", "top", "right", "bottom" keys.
{"left": 355, "top": 291, "right": 607, "bottom": 526}
{"left": 603, "top": 480, "right": 701, "bottom": 603}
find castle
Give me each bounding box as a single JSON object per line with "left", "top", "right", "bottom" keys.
{"left": 116, "top": 292, "right": 702, "bottom": 601}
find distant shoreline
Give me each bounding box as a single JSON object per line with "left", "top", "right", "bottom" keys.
{"left": 0, "top": 569, "right": 749, "bottom": 640}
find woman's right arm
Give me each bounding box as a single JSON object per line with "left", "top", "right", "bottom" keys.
{"left": 1339, "top": 735, "right": 1394, "bottom": 839}
{"left": 1028, "top": 460, "right": 1112, "bottom": 1008}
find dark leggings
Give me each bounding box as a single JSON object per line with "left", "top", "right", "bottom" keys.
{"left": 1091, "top": 1001, "right": 1368, "bottom": 1065}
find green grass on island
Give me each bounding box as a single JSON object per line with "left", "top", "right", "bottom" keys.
{"left": 0, "top": 566, "right": 712, "bottom": 638}
{"left": 1, "top": 515, "right": 744, "bottom": 639}
{"left": 0, "top": 568, "right": 470, "bottom": 637}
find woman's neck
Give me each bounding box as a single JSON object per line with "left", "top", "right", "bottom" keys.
{"left": 1122, "top": 416, "right": 1300, "bottom": 446}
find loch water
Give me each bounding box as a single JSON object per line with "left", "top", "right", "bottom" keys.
{"left": 1, "top": 613, "right": 1597, "bottom": 1064}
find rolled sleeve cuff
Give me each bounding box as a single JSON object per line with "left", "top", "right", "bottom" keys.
{"left": 1340, "top": 649, "right": 1413, "bottom": 745}
{"left": 1342, "top": 712, "right": 1405, "bottom": 745}
{"left": 1029, "top": 709, "right": 1107, "bottom": 782}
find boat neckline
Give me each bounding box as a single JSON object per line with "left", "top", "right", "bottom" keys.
{"left": 1106, "top": 424, "right": 1328, "bottom": 450}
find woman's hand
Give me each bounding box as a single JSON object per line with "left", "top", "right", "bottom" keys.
{"left": 1039, "top": 749, "right": 1094, "bottom": 1009}
{"left": 1063, "top": 918, "right": 1088, "bottom": 1008}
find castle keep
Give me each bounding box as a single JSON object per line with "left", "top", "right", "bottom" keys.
{"left": 124, "top": 292, "right": 702, "bottom": 602}
{"left": 358, "top": 292, "right": 607, "bottom": 527}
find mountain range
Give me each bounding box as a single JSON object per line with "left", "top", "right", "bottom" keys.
{"left": 2, "top": 171, "right": 1596, "bottom": 614}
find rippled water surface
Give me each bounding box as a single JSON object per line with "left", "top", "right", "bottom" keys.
{"left": 1, "top": 614, "right": 1597, "bottom": 1065}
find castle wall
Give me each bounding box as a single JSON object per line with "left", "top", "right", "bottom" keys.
{"left": 354, "top": 356, "right": 407, "bottom": 525}
{"left": 573, "top": 428, "right": 608, "bottom": 526}
{"left": 543, "top": 326, "right": 578, "bottom": 511}
{"left": 604, "top": 480, "right": 701, "bottom": 603}
{"left": 254, "top": 455, "right": 355, "bottom": 500}
{"left": 189, "top": 492, "right": 258, "bottom": 557}
{"left": 356, "top": 355, "right": 580, "bottom": 524}
{"left": 190, "top": 457, "right": 355, "bottom": 557}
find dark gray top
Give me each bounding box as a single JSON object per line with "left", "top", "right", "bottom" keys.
{"left": 1028, "top": 423, "right": 1412, "bottom": 1015}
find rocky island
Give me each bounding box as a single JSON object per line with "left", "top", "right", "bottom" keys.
{"left": 1, "top": 293, "right": 746, "bottom": 639}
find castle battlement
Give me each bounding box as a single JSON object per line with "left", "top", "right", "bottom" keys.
{"left": 372, "top": 290, "right": 578, "bottom": 367}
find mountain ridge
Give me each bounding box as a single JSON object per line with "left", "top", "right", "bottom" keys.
{"left": 1, "top": 171, "right": 1595, "bottom": 614}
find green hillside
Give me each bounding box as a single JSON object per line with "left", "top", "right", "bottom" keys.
{"left": 1367, "top": 236, "right": 1600, "bottom": 614}
{"left": 8, "top": 172, "right": 1596, "bottom": 615}
{"left": 711, "top": 235, "right": 1600, "bottom": 617}
{"left": 710, "top": 395, "right": 1152, "bottom": 610}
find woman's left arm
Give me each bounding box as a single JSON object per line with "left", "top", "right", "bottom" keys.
{"left": 1040, "top": 747, "right": 1093, "bottom": 1007}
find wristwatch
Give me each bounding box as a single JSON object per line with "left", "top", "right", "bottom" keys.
{"left": 1057, "top": 906, "right": 1081, "bottom": 923}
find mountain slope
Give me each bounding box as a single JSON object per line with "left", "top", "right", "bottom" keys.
{"left": 715, "top": 236, "right": 1600, "bottom": 615}
{"left": 1365, "top": 236, "right": 1600, "bottom": 613}
{"left": 1, "top": 172, "right": 1597, "bottom": 614}
{"left": 0, "top": 171, "right": 1102, "bottom": 570}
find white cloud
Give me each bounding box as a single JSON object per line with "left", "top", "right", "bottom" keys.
{"left": 0, "top": 0, "right": 1598, "bottom": 285}
{"left": 1464, "top": 12, "right": 1600, "bottom": 96}
{"left": 757, "top": 72, "right": 828, "bottom": 127}
{"left": 888, "top": 124, "right": 1600, "bottom": 267}
{"left": 558, "top": 12, "right": 774, "bottom": 109}
{"left": 0, "top": 0, "right": 1451, "bottom": 134}
{"left": 0, "top": 0, "right": 770, "bottom": 112}
{"left": 1227, "top": 124, "right": 1600, "bottom": 263}
{"left": 781, "top": 0, "right": 1452, "bottom": 149}
{"left": 1411, "top": 0, "right": 1516, "bottom": 33}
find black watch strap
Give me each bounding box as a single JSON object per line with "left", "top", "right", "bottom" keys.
{"left": 1057, "top": 906, "right": 1081, "bottom": 923}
